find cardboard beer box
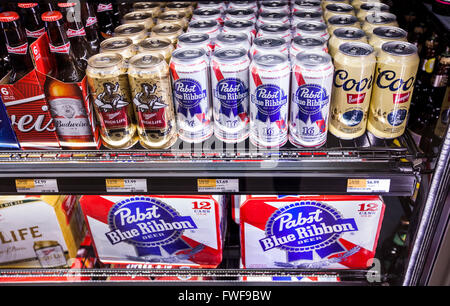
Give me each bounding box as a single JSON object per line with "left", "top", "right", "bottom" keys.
{"left": 30, "top": 33, "right": 100, "bottom": 150}
{"left": 0, "top": 96, "right": 20, "bottom": 149}
{"left": 240, "top": 195, "right": 385, "bottom": 269}
{"left": 80, "top": 195, "right": 226, "bottom": 268}
{"left": 0, "top": 195, "right": 86, "bottom": 268}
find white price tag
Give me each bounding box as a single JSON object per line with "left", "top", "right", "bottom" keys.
{"left": 197, "top": 179, "right": 239, "bottom": 193}
{"left": 347, "top": 179, "right": 391, "bottom": 193}
{"left": 106, "top": 179, "right": 147, "bottom": 193}
{"left": 15, "top": 179, "right": 59, "bottom": 193}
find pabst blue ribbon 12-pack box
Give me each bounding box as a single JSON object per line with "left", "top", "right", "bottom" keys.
{"left": 80, "top": 195, "right": 226, "bottom": 268}
{"left": 240, "top": 195, "right": 385, "bottom": 269}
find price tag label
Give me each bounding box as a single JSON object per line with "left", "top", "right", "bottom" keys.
{"left": 347, "top": 179, "right": 390, "bottom": 193}
{"left": 197, "top": 179, "right": 239, "bottom": 192}
{"left": 15, "top": 179, "right": 59, "bottom": 193}
{"left": 106, "top": 179, "right": 147, "bottom": 193}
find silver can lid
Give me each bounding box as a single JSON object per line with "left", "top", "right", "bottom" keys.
{"left": 224, "top": 19, "right": 254, "bottom": 29}
{"left": 133, "top": 2, "right": 159, "bottom": 9}
{"left": 213, "top": 47, "right": 248, "bottom": 62}
{"left": 100, "top": 37, "right": 134, "bottom": 50}
{"left": 259, "top": 11, "right": 289, "bottom": 20}
{"left": 327, "top": 14, "right": 358, "bottom": 26}
{"left": 325, "top": 3, "right": 354, "bottom": 13}
{"left": 365, "top": 12, "right": 397, "bottom": 24}
{"left": 217, "top": 32, "right": 248, "bottom": 44}
{"left": 253, "top": 36, "right": 287, "bottom": 49}
{"left": 261, "top": 1, "right": 289, "bottom": 9}
{"left": 373, "top": 26, "right": 407, "bottom": 39}
{"left": 193, "top": 7, "right": 221, "bottom": 17}
{"left": 139, "top": 37, "right": 172, "bottom": 50}
{"left": 172, "top": 48, "right": 207, "bottom": 62}
{"left": 166, "top": 2, "right": 191, "bottom": 9}
{"left": 381, "top": 41, "right": 418, "bottom": 56}
{"left": 226, "top": 8, "right": 254, "bottom": 17}
{"left": 188, "top": 19, "right": 219, "bottom": 30}
{"left": 360, "top": 3, "right": 390, "bottom": 11}
{"left": 260, "top": 23, "right": 291, "bottom": 33}
{"left": 292, "top": 36, "right": 326, "bottom": 48}
{"left": 88, "top": 52, "right": 123, "bottom": 69}
{"left": 339, "top": 42, "right": 374, "bottom": 56}
{"left": 114, "top": 23, "right": 146, "bottom": 35}
{"left": 333, "top": 27, "right": 366, "bottom": 40}
{"left": 293, "top": 10, "right": 323, "bottom": 20}
{"left": 123, "top": 11, "right": 152, "bottom": 21}
{"left": 178, "top": 32, "right": 210, "bottom": 45}
{"left": 129, "top": 53, "right": 164, "bottom": 68}
{"left": 294, "top": 0, "right": 321, "bottom": 7}
{"left": 296, "top": 21, "right": 327, "bottom": 33}
{"left": 295, "top": 52, "right": 332, "bottom": 69}
{"left": 254, "top": 53, "right": 289, "bottom": 67}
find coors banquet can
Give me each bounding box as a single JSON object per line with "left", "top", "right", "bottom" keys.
{"left": 367, "top": 41, "right": 420, "bottom": 139}
{"left": 290, "top": 52, "right": 334, "bottom": 148}
{"left": 211, "top": 48, "right": 250, "bottom": 143}
{"left": 86, "top": 53, "right": 138, "bottom": 149}
{"left": 250, "top": 53, "right": 290, "bottom": 148}
{"left": 128, "top": 53, "right": 178, "bottom": 149}
{"left": 328, "top": 27, "right": 368, "bottom": 57}
{"left": 170, "top": 48, "right": 213, "bottom": 143}
{"left": 368, "top": 26, "right": 408, "bottom": 55}
{"left": 329, "top": 42, "right": 377, "bottom": 139}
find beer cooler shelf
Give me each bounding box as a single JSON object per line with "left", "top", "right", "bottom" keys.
{"left": 0, "top": 130, "right": 421, "bottom": 196}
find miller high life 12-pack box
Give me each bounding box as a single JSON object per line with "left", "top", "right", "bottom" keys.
{"left": 239, "top": 195, "right": 385, "bottom": 269}
{"left": 80, "top": 195, "right": 226, "bottom": 268}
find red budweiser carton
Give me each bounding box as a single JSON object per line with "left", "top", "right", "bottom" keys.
{"left": 30, "top": 32, "right": 100, "bottom": 150}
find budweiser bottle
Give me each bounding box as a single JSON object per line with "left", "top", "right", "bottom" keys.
{"left": 57, "top": 2, "right": 94, "bottom": 70}
{"left": 96, "top": 2, "right": 117, "bottom": 39}
{"left": 80, "top": 0, "right": 101, "bottom": 54}
{"left": 0, "top": 11, "right": 35, "bottom": 84}
{"left": 17, "top": 3, "right": 46, "bottom": 44}
{"left": 42, "top": 11, "right": 95, "bottom": 150}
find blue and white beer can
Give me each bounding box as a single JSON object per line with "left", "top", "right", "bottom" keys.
{"left": 289, "top": 52, "right": 334, "bottom": 148}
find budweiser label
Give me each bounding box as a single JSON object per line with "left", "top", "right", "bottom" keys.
{"left": 25, "top": 27, "right": 46, "bottom": 39}
{"left": 67, "top": 28, "right": 87, "bottom": 38}
{"left": 6, "top": 43, "right": 29, "bottom": 55}
{"left": 97, "top": 3, "right": 113, "bottom": 12}
{"left": 49, "top": 97, "right": 93, "bottom": 136}
{"left": 86, "top": 16, "right": 98, "bottom": 27}
{"left": 49, "top": 42, "right": 71, "bottom": 54}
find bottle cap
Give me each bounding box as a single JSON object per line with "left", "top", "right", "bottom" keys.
{"left": 57, "top": 3, "right": 77, "bottom": 8}
{"left": 0, "top": 11, "right": 20, "bottom": 22}
{"left": 41, "top": 11, "right": 63, "bottom": 22}
{"left": 17, "top": 3, "right": 38, "bottom": 9}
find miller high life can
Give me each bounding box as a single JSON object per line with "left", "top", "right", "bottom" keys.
{"left": 257, "top": 23, "right": 292, "bottom": 43}
{"left": 100, "top": 37, "right": 137, "bottom": 63}
{"left": 187, "top": 20, "right": 221, "bottom": 44}
{"left": 256, "top": 11, "right": 291, "bottom": 30}
{"left": 362, "top": 12, "right": 398, "bottom": 37}
{"left": 295, "top": 21, "right": 330, "bottom": 41}
{"left": 324, "top": 3, "right": 355, "bottom": 22}
{"left": 222, "top": 19, "right": 256, "bottom": 43}
{"left": 224, "top": 8, "right": 257, "bottom": 25}
{"left": 367, "top": 41, "right": 419, "bottom": 139}
{"left": 328, "top": 27, "right": 368, "bottom": 57}
{"left": 368, "top": 26, "right": 408, "bottom": 55}
{"left": 214, "top": 32, "right": 251, "bottom": 52}
{"left": 128, "top": 53, "right": 178, "bottom": 149}
{"left": 290, "top": 52, "right": 334, "bottom": 148}
{"left": 157, "top": 11, "right": 189, "bottom": 30}
{"left": 211, "top": 48, "right": 251, "bottom": 143}
{"left": 250, "top": 36, "right": 289, "bottom": 60}
{"left": 170, "top": 48, "right": 213, "bottom": 143}
{"left": 138, "top": 37, "right": 175, "bottom": 64}
{"left": 132, "top": 1, "right": 162, "bottom": 18}
{"left": 292, "top": 0, "right": 323, "bottom": 13}
{"left": 151, "top": 23, "right": 184, "bottom": 46}
{"left": 177, "top": 32, "right": 212, "bottom": 56}
{"left": 329, "top": 42, "right": 377, "bottom": 139}
{"left": 250, "top": 53, "right": 290, "bottom": 148}
{"left": 165, "top": 1, "right": 194, "bottom": 19}
{"left": 86, "top": 53, "right": 138, "bottom": 149}
{"left": 113, "top": 23, "right": 147, "bottom": 45}
{"left": 290, "top": 36, "right": 328, "bottom": 59}
{"left": 327, "top": 14, "right": 361, "bottom": 33}
{"left": 122, "top": 11, "right": 155, "bottom": 31}
{"left": 357, "top": 2, "right": 390, "bottom": 23}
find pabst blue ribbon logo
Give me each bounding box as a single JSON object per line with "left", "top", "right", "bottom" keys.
{"left": 259, "top": 201, "right": 358, "bottom": 262}
{"left": 173, "top": 78, "right": 207, "bottom": 118}
{"left": 251, "top": 84, "right": 287, "bottom": 122}
{"left": 214, "top": 78, "right": 248, "bottom": 117}
{"left": 294, "top": 84, "right": 328, "bottom": 124}
{"left": 106, "top": 197, "right": 198, "bottom": 257}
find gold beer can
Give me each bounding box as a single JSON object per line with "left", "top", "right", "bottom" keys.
{"left": 114, "top": 23, "right": 148, "bottom": 44}
{"left": 128, "top": 53, "right": 178, "bottom": 149}
{"left": 151, "top": 22, "right": 184, "bottom": 45}
{"left": 132, "top": 1, "right": 162, "bottom": 18}
{"left": 327, "top": 14, "right": 361, "bottom": 34}
{"left": 362, "top": 12, "right": 399, "bottom": 36}
{"left": 368, "top": 26, "right": 408, "bottom": 55}
{"left": 86, "top": 53, "right": 138, "bottom": 149}
{"left": 157, "top": 11, "right": 189, "bottom": 30}
{"left": 324, "top": 3, "right": 355, "bottom": 22}
{"left": 328, "top": 27, "right": 368, "bottom": 57}
{"left": 367, "top": 41, "right": 420, "bottom": 139}
{"left": 138, "top": 37, "right": 174, "bottom": 63}
{"left": 329, "top": 42, "right": 377, "bottom": 139}
{"left": 164, "top": 2, "right": 194, "bottom": 19}
{"left": 356, "top": 2, "right": 390, "bottom": 22}
{"left": 123, "top": 11, "right": 155, "bottom": 31}
{"left": 100, "top": 37, "right": 137, "bottom": 63}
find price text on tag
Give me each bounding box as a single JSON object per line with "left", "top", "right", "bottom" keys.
{"left": 105, "top": 178, "right": 147, "bottom": 192}
{"left": 197, "top": 179, "right": 239, "bottom": 192}
{"left": 347, "top": 179, "right": 390, "bottom": 193}
{"left": 15, "top": 179, "right": 59, "bottom": 193}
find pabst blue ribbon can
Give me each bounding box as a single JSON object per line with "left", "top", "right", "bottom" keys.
{"left": 292, "top": 0, "right": 323, "bottom": 13}
{"left": 214, "top": 32, "right": 251, "bottom": 52}
{"left": 290, "top": 36, "right": 328, "bottom": 59}
{"left": 367, "top": 41, "right": 419, "bottom": 139}
{"left": 257, "top": 23, "right": 292, "bottom": 43}
{"left": 329, "top": 42, "right": 377, "bottom": 139}
{"left": 250, "top": 53, "right": 290, "bottom": 148}
{"left": 224, "top": 8, "right": 257, "bottom": 25}
{"left": 295, "top": 21, "right": 330, "bottom": 41}
{"left": 290, "top": 52, "right": 334, "bottom": 148}
{"left": 222, "top": 19, "right": 256, "bottom": 43}
{"left": 177, "top": 32, "right": 212, "bottom": 56}
{"left": 250, "top": 36, "right": 289, "bottom": 60}
{"left": 170, "top": 48, "right": 213, "bottom": 143}
{"left": 211, "top": 48, "right": 250, "bottom": 143}
{"left": 256, "top": 11, "right": 291, "bottom": 30}
{"left": 187, "top": 19, "right": 221, "bottom": 44}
